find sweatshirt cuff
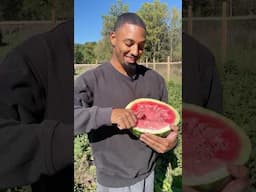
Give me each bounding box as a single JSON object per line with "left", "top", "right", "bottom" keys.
{"left": 96, "top": 107, "right": 112, "bottom": 127}
{"left": 51, "top": 123, "right": 73, "bottom": 172}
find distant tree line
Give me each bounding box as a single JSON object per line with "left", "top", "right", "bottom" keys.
{"left": 0, "top": 0, "right": 73, "bottom": 20}
{"left": 183, "top": 0, "right": 256, "bottom": 17}
{"left": 0, "top": 0, "right": 73, "bottom": 46}
{"left": 75, "top": 0, "right": 182, "bottom": 64}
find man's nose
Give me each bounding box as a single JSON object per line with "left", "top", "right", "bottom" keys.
{"left": 131, "top": 45, "right": 139, "bottom": 56}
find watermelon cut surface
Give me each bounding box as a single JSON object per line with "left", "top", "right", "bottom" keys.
{"left": 183, "top": 103, "right": 251, "bottom": 189}
{"left": 126, "top": 98, "right": 180, "bottom": 137}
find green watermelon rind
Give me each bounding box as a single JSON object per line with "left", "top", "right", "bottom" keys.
{"left": 183, "top": 103, "right": 252, "bottom": 187}
{"left": 131, "top": 125, "right": 171, "bottom": 138}
{"left": 192, "top": 176, "right": 232, "bottom": 192}
{"left": 126, "top": 98, "right": 180, "bottom": 137}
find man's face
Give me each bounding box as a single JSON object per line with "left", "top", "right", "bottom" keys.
{"left": 110, "top": 23, "right": 146, "bottom": 70}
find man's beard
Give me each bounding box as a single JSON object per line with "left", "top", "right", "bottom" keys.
{"left": 121, "top": 62, "right": 137, "bottom": 77}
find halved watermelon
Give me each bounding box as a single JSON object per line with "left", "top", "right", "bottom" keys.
{"left": 183, "top": 103, "right": 251, "bottom": 190}
{"left": 126, "top": 98, "right": 180, "bottom": 137}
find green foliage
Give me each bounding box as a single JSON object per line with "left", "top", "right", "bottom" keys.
{"left": 169, "top": 7, "right": 182, "bottom": 62}
{"left": 183, "top": 0, "right": 253, "bottom": 17}
{"left": 74, "top": 135, "right": 96, "bottom": 192}
{"left": 183, "top": 0, "right": 223, "bottom": 17}
{"left": 74, "top": 134, "right": 92, "bottom": 162}
{"left": 74, "top": 44, "right": 84, "bottom": 64}
{"left": 54, "top": 0, "right": 73, "bottom": 20}
{"left": 83, "top": 42, "right": 97, "bottom": 64}
{"left": 94, "top": 37, "right": 112, "bottom": 63}
{"left": 137, "top": 0, "right": 170, "bottom": 62}
{"left": 74, "top": 42, "right": 97, "bottom": 64}
{"left": 75, "top": 51, "right": 84, "bottom": 64}
{"left": 0, "top": 186, "right": 31, "bottom": 192}
{"left": 0, "top": 0, "right": 24, "bottom": 20}
{"left": 74, "top": 0, "right": 182, "bottom": 63}
{"left": 0, "top": 0, "right": 72, "bottom": 20}
{"left": 154, "top": 81, "right": 182, "bottom": 192}
{"left": 222, "top": 49, "right": 256, "bottom": 192}
{"left": 94, "top": 0, "right": 128, "bottom": 62}
{"left": 101, "top": 0, "right": 129, "bottom": 37}
{"left": 19, "top": 0, "right": 51, "bottom": 20}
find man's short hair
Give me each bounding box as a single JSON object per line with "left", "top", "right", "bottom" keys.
{"left": 113, "top": 12, "right": 147, "bottom": 32}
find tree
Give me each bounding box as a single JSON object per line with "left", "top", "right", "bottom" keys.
{"left": 101, "top": 0, "right": 129, "bottom": 37}
{"left": 95, "top": 0, "right": 128, "bottom": 62}
{"left": 0, "top": 0, "right": 72, "bottom": 20}
{"left": 169, "top": 7, "right": 182, "bottom": 61}
{"left": 55, "top": 0, "right": 73, "bottom": 20}
{"left": 75, "top": 51, "right": 84, "bottom": 64}
{"left": 0, "top": 0, "right": 23, "bottom": 20}
{"left": 137, "top": 0, "right": 170, "bottom": 62}
{"left": 21, "top": 0, "right": 51, "bottom": 20}
{"left": 94, "top": 38, "right": 113, "bottom": 63}
{"left": 74, "top": 44, "right": 84, "bottom": 64}
{"left": 83, "top": 42, "right": 97, "bottom": 64}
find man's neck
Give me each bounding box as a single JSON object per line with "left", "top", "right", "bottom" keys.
{"left": 110, "top": 59, "right": 127, "bottom": 76}
{"left": 110, "top": 59, "right": 137, "bottom": 78}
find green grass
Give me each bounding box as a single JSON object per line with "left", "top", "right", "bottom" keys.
{"left": 222, "top": 48, "right": 256, "bottom": 192}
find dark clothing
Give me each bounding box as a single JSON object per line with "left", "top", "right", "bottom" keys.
{"left": 74, "top": 63, "right": 168, "bottom": 187}
{"left": 0, "top": 21, "right": 73, "bottom": 191}
{"left": 182, "top": 33, "right": 223, "bottom": 113}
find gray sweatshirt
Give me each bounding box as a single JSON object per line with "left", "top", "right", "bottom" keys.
{"left": 74, "top": 63, "right": 168, "bottom": 187}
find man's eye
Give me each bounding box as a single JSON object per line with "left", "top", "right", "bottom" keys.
{"left": 124, "top": 40, "right": 134, "bottom": 46}
{"left": 125, "top": 42, "right": 133, "bottom": 47}
{"left": 139, "top": 44, "right": 145, "bottom": 50}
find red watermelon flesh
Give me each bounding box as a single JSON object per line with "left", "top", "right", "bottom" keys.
{"left": 183, "top": 103, "right": 251, "bottom": 187}
{"left": 126, "top": 98, "right": 180, "bottom": 137}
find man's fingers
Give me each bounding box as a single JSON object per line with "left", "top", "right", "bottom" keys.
{"left": 166, "top": 130, "right": 178, "bottom": 141}
{"left": 126, "top": 113, "right": 136, "bottom": 127}
{"left": 140, "top": 134, "right": 165, "bottom": 153}
{"left": 227, "top": 165, "right": 249, "bottom": 179}
{"left": 183, "top": 186, "right": 199, "bottom": 192}
{"left": 171, "top": 124, "right": 179, "bottom": 132}
{"left": 140, "top": 132, "right": 178, "bottom": 153}
{"left": 111, "top": 109, "right": 137, "bottom": 129}
{"left": 128, "top": 109, "right": 137, "bottom": 123}
{"left": 221, "top": 178, "right": 250, "bottom": 192}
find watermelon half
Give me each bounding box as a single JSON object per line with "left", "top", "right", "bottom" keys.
{"left": 183, "top": 103, "right": 251, "bottom": 190}
{"left": 125, "top": 98, "right": 180, "bottom": 137}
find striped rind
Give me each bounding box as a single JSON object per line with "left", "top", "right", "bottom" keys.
{"left": 126, "top": 98, "right": 180, "bottom": 137}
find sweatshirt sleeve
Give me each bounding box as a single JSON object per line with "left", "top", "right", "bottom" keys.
{"left": 160, "top": 76, "right": 168, "bottom": 103}
{"left": 0, "top": 50, "right": 72, "bottom": 188}
{"left": 74, "top": 72, "right": 112, "bottom": 135}
{"left": 199, "top": 45, "right": 223, "bottom": 114}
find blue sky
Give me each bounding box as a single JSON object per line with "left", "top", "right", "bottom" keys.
{"left": 75, "top": 0, "right": 181, "bottom": 44}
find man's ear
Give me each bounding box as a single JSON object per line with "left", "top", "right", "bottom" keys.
{"left": 110, "top": 31, "right": 116, "bottom": 47}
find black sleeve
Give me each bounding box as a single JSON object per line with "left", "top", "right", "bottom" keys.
{"left": 198, "top": 44, "right": 223, "bottom": 114}
{"left": 0, "top": 49, "right": 71, "bottom": 188}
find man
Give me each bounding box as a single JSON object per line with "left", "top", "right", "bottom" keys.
{"left": 0, "top": 20, "right": 73, "bottom": 191}
{"left": 182, "top": 32, "right": 249, "bottom": 192}
{"left": 74, "top": 12, "right": 178, "bottom": 191}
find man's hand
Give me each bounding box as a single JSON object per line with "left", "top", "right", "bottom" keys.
{"left": 139, "top": 125, "right": 178, "bottom": 153}
{"left": 111, "top": 108, "right": 137, "bottom": 129}
{"left": 221, "top": 165, "right": 250, "bottom": 192}
{"left": 183, "top": 165, "right": 250, "bottom": 192}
